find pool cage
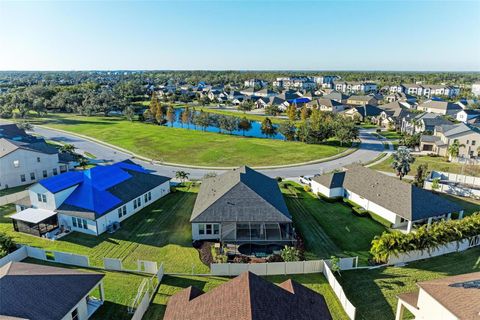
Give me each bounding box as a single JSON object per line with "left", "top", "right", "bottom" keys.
{"left": 220, "top": 222, "right": 295, "bottom": 243}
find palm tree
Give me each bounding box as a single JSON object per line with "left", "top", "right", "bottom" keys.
{"left": 175, "top": 171, "right": 190, "bottom": 184}
{"left": 59, "top": 144, "right": 76, "bottom": 154}
{"left": 391, "top": 146, "right": 415, "bottom": 180}
{"left": 447, "top": 139, "right": 465, "bottom": 161}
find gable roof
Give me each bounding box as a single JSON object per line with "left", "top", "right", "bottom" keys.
{"left": 190, "top": 166, "right": 291, "bottom": 223}
{"left": 416, "top": 272, "right": 480, "bottom": 319}
{"left": 0, "top": 262, "right": 104, "bottom": 320}
{"left": 309, "top": 98, "right": 342, "bottom": 108}
{"left": 436, "top": 122, "right": 480, "bottom": 138}
{"left": 323, "top": 91, "right": 349, "bottom": 101}
{"left": 313, "top": 165, "right": 462, "bottom": 221}
{"left": 164, "top": 271, "right": 332, "bottom": 320}
{"left": 0, "top": 138, "right": 58, "bottom": 158}
{"left": 349, "top": 105, "right": 383, "bottom": 117}
{"left": 40, "top": 160, "right": 170, "bottom": 219}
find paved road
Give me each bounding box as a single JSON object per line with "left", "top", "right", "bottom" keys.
{"left": 31, "top": 125, "right": 385, "bottom": 179}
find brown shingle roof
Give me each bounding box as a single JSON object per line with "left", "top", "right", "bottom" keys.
{"left": 164, "top": 272, "right": 332, "bottom": 320}
{"left": 416, "top": 272, "right": 480, "bottom": 319}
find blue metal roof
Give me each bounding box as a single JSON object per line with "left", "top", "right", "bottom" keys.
{"left": 39, "top": 161, "right": 150, "bottom": 216}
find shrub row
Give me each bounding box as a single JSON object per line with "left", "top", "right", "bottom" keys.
{"left": 370, "top": 213, "right": 480, "bottom": 263}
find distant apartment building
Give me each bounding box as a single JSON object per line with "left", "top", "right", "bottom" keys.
{"left": 346, "top": 95, "right": 379, "bottom": 106}
{"left": 243, "top": 78, "right": 267, "bottom": 88}
{"left": 313, "top": 75, "right": 338, "bottom": 88}
{"left": 417, "top": 100, "right": 462, "bottom": 116}
{"left": 0, "top": 124, "right": 75, "bottom": 190}
{"left": 273, "top": 77, "right": 316, "bottom": 90}
{"left": 334, "top": 81, "right": 377, "bottom": 94}
{"left": 472, "top": 82, "right": 480, "bottom": 97}
{"left": 389, "top": 84, "right": 460, "bottom": 98}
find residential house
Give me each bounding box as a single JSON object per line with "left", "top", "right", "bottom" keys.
{"left": 456, "top": 109, "right": 480, "bottom": 123}
{"left": 396, "top": 271, "right": 480, "bottom": 320}
{"left": 10, "top": 160, "right": 170, "bottom": 237}
{"left": 311, "top": 165, "right": 463, "bottom": 232}
{"left": 0, "top": 124, "right": 75, "bottom": 190}
{"left": 313, "top": 75, "right": 338, "bottom": 88}
{"left": 0, "top": 261, "right": 105, "bottom": 320}
{"left": 419, "top": 123, "right": 480, "bottom": 158}
{"left": 164, "top": 271, "right": 333, "bottom": 320}
{"left": 455, "top": 98, "right": 479, "bottom": 110}
{"left": 417, "top": 100, "right": 462, "bottom": 116}
{"left": 244, "top": 78, "right": 267, "bottom": 88}
{"left": 308, "top": 98, "right": 344, "bottom": 113}
{"left": 342, "top": 105, "right": 383, "bottom": 122}
{"left": 323, "top": 91, "right": 350, "bottom": 104}
{"left": 190, "top": 166, "right": 295, "bottom": 244}
{"left": 472, "top": 82, "right": 480, "bottom": 97}
{"left": 373, "top": 101, "right": 413, "bottom": 129}
{"left": 401, "top": 112, "right": 453, "bottom": 135}
{"left": 346, "top": 95, "right": 379, "bottom": 106}
{"left": 240, "top": 88, "right": 276, "bottom": 98}
{"left": 385, "top": 92, "right": 417, "bottom": 104}
{"left": 273, "top": 77, "right": 316, "bottom": 90}
{"left": 334, "top": 81, "right": 377, "bottom": 94}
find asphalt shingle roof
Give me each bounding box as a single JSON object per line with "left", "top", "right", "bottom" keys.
{"left": 313, "top": 165, "right": 462, "bottom": 221}
{"left": 190, "top": 166, "right": 291, "bottom": 223}
{"left": 0, "top": 262, "right": 104, "bottom": 320}
{"left": 164, "top": 271, "right": 332, "bottom": 320}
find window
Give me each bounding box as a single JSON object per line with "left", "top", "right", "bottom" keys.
{"left": 144, "top": 194, "right": 148, "bottom": 203}
{"left": 21, "top": 175, "right": 26, "bottom": 182}
{"left": 72, "top": 217, "right": 77, "bottom": 227}
{"left": 43, "top": 170, "right": 47, "bottom": 178}
{"left": 13, "top": 160, "right": 19, "bottom": 168}
{"left": 37, "top": 193, "right": 42, "bottom": 202}
{"left": 206, "top": 224, "right": 212, "bottom": 235}
{"left": 199, "top": 224, "right": 205, "bottom": 235}
{"left": 472, "top": 140, "right": 476, "bottom": 146}
{"left": 53, "top": 168, "right": 58, "bottom": 175}
{"left": 71, "top": 308, "right": 78, "bottom": 320}
{"left": 122, "top": 205, "right": 127, "bottom": 216}
{"left": 118, "top": 208, "right": 122, "bottom": 218}
{"left": 148, "top": 192, "right": 152, "bottom": 201}
{"left": 133, "top": 200, "right": 137, "bottom": 209}
{"left": 37, "top": 157, "right": 41, "bottom": 163}
{"left": 213, "top": 224, "right": 220, "bottom": 235}
{"left": 42, "top": 194, "right": 47, "bottom": 203}
{"left": 30, "top": 172, "right": 35, "bottom": 181}
{"left": 82, "top": 219, "right": 88, "bottom": 229}
{"left": 138, "top": 198, "right": 141, "bottom": 206}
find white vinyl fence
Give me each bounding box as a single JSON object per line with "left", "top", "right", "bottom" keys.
{"left": 323, "top": 261, "right": 356, "bottom": 320}
{"left": 388, "top": 234, "right": 480, "bottom": 265}
{"left": 130, "top": 263, "right": 164, "bottom": 320}
{"left": 0, "top": 190, "right": 29, "bottom": 206}
{"left": 424, "top": 171, "right": 480, "bottom": 198}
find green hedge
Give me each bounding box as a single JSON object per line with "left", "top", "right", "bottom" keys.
{"left": 370, "top": 213, "right": 480, "bottom": 263}
{"left": 352, "top": 206, "right": 368, "bottom": 216}
{"left": 317, "top": 193, "right": 342, "bottom": 203}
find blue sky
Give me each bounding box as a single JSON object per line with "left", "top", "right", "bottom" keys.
{"left": 0, "top": 1, "right": 479, "bottom": 71}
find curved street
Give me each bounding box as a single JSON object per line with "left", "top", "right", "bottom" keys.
{"left": 30, "top": 125, "right": 386, "bottom": 179}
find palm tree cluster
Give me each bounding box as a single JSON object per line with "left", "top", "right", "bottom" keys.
{"left": 370, "top": 213, "right": 480, "bottom": 264}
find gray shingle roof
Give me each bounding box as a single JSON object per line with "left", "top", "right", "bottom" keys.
{"left": 190, "top": 166, "right": 291, "bottom": 223}
{"left": 314, "top": 165, "right": 462, "bottom": 221}
{"left": 312, "top": 172, "right": 345, "bottom": 189}
{"left": 0, "top": 262, "right": 104, "bottom": 320}
{"left": 0, "top": 138, "right": 58, "bottom": 158}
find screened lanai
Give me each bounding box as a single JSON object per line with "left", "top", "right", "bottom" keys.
{"left": 220, "top": 222, "right": 294, "bottom": 243}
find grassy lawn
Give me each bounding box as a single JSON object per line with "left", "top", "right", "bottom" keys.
{"left": 193, "top": 106, "right": 287, "bottom": 124}
{"left": 23, "top": 113, "right": 349, "bottom": 167}
{"left": 378, "top": 130, "right": 403, "bottom": 140}
{"left": 339, "top": 247, "right": 480, "bottom": 320}
{"left": 145, "top": 273, "right": 349, "bottom": 320}
{"left": 371, "top": 155, "right": 480, "bottom": 177}
{"left": 0, "top": 185, "right": 208, "bottom": 274}
{"left": 281, "top": 182, "right": 387, "bottom": 264}
{"left": 23, "top": 257, "right": 151, "bottom": 320}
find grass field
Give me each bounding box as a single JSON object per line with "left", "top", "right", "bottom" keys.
{"left": 0, "top": 185, "right": 208, "bottom": 274}
{"left": 340, "top": 247, "right": 480, "bottom": 320}
{"left": 371, "top": 155, "right": 480, "bottom": 177}
{"left": 23, "top": 258, "right": 151, "bottom": 320}
{"left": 145, "top": 273, "right": 350, "bottom": 320}
{"left": 378, "top": 130, "right": 403, "bottom": 140}
{"left": 281, "top": 182, "right": 386, "bottom": 264}
{"left": 24, "top": 113, "right": 350, "bottom": 167}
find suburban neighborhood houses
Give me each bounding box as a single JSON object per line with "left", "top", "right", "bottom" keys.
{"left": 1, "top": 0, "right": 480, "bottom": 318}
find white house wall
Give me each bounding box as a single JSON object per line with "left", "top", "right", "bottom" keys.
{"left": 0, "top": 148, "right": 65, "bottom": 190}
{"left": 345, "top": 189, "right": 401, "bottom": 225}
{"left": 60, "top": 181, "right": 170, "bottom": 236}
{"left": 415, "top": 290, "right": 458, "bottom": 320}
{"left": 191, "top": 223, "right": 221, "bottom": 241}
{"left": 29, "top": 184, "right": 78, "bottom": 211}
